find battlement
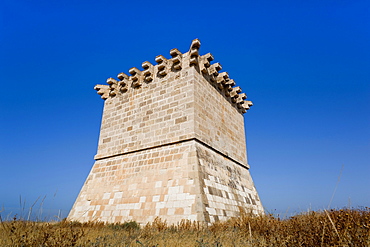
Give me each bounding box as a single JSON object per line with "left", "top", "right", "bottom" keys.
{"left": 94, "top": 39, "right": 253, "bottom": 114}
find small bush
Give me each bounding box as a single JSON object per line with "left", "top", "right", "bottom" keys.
{"left": 107, "top": 220, "right": 140, "bottom": 231}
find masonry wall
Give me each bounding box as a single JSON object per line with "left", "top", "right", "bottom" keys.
{"left": 94, "top": 67, "right": 195, "bottom": 160}
{"left": 191, "top": 68, "right": 262, "bottom": 223}
{"left": 193, "top": 69, "right": 248, "bottom": 165}
{"left": 68, "top": 141, "right": 201, "bottom": 224}
{"left": 68, "top": 139, "right": 262, "bottom": 224}
{"left": 195, "top": 142, "right": 263, "bottom": 223}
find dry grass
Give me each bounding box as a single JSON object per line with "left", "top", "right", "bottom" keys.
{"left": 1, "top": 208, "right": 369, "bottom": 246}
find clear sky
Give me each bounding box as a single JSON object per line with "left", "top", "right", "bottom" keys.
{"left": 1, "top": 0, "right": 369, "bottom": 220}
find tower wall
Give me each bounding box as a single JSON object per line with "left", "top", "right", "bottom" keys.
{"left": 68, "top": 40, "right": 263, "bottom": 224}
{"left": 94, "top": 67, "right": 196, "bottom": 161}
{"left": 193, "top": 69, "right": 247, "bottom": 164}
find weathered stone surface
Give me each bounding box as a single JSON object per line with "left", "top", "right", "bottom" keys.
{"left": 68, "top": 39, "right": 263, "bottom": 224}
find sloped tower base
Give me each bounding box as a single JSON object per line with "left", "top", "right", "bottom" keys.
{"left": 68, "top": 140, "right": 262, "bottom": 224}
{"left": 68, "top": 39, "right": 263, "bottom": 224}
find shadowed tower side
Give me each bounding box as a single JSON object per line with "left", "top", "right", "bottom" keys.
{"left": 68, "top": 39, "right": 263, "bottom": 224}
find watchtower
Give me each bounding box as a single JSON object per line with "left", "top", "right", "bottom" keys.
{"left": 68, "top": 39, "right": 263, "bottom": 224}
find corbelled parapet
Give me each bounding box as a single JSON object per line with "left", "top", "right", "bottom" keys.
{"left": 94, "top": 39, "right": 253, "bottom": 113}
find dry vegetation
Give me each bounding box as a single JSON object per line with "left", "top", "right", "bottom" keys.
{"left": 1, "top": 208, "right": 369, "bottom": 246}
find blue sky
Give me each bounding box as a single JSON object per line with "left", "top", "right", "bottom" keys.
{"left": 1, "top": 0, "right": 369, "bottom": 220}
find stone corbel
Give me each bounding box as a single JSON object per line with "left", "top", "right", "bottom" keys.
{"left": 106, "top": 77, "right": 118, "bottom": 96}
{"left": 142, "top": 61, "right": 154, "bottom": 82}
{"left": 236, "top": 93, "right": 247, "bottom": 106}
{"left": 208, "top": 62, "right": 222, "bottom": 82}
{"left": 224, "top": 79, "right": 236, "bottom": 87}
{"left": 94, "top": 84, "right": 110, "bottom": 100}
{"left": 117, "top": 72, "right": 129, "bottom": 81}
{"left": 240, "top": 100, "right": 253, "bottom": 112}
{"left": 129, "top": 67, "right": 142, "bottom": 87}
{"left": 229, "top": 86, "right": 241, "bottom": 103}
{"left": 199, "top": 53, "right": 214, "bottom": 74}
{"left": 216, "top": 72, "right": 229, "bottom": 90}
{"left": 117, "top": 72, "right": 129, "bottom": 92}
{"left": 189, "top": 39, "right": 201, "bottom": 66}
{"left": 155, "top": 55, "right": 168, "bottom": 77}
{"left": 170, "top": 48, "right": 182, "bottom": 70}
{"left": 224, "top": 79, "right": 236, "bottom": 96}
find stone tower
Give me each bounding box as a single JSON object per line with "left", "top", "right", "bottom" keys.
{"left": 68, "top": 39, "right": 263, "bottom": 224}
